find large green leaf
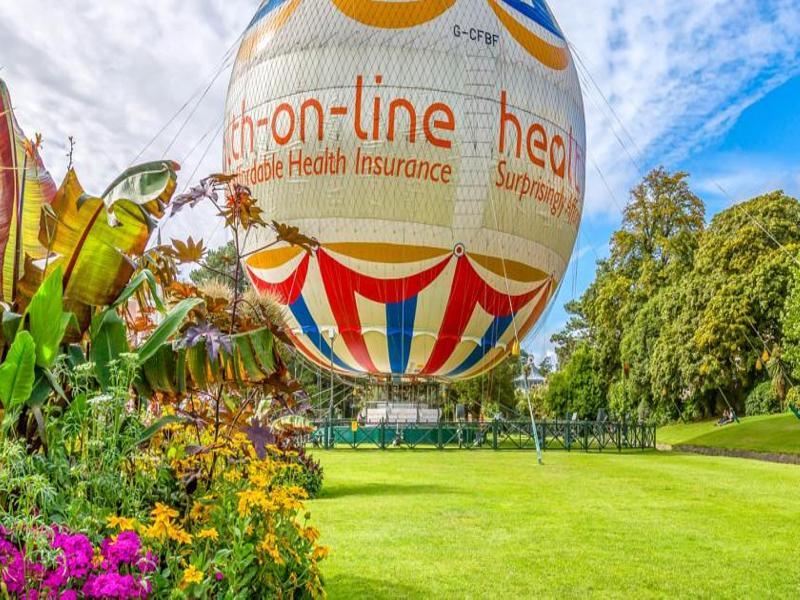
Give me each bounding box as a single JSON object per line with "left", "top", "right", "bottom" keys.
{"left": 142, "top": 326, "right": 277, "bottom": 393}
{"left": 25, "top": 265, "right": 71, "bottom": 367}
{"left": 1, "top": 310, "right": 22, "bottom": 346}
{"left": 137, "top": 297, "right": 203, "bottom": 364}
{"left": 32, "top": 162, "right": 178, "bottom": 308}
{"left": 0, "top": 79, "right": 57, "bottom": 303}
{"left": 110, "top": 268, "right": 166, "bottom": 313}
{"left": 0, "top": 330, "right": 36, "bottom": 410}
{"left": 90, "top": 309, "right": 130, "bottom": 390}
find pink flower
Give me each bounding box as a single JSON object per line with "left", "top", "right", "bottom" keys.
{"left": 101, "top": 531, "right": 142, "bottom": 570}
{"left": 136, "top": 551, "right": 158, "bottom": 574}
{"left": 83, "top": 572, "right": 149, "bottom": 599}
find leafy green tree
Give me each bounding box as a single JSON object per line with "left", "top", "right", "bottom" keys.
{"left": 547, "top": 168, "right": 800, "bottom": 421}
{"left": 537, "top": 356, "right": 554, "bottom": 378}
{"left": 544, "top": 343, "right": 604, "bottom": 419}
{"left": 190, "top": 241, "right": 247, "bottom": 294}
{"left": 550, "top": 300, "right": 589, "bottom": 366}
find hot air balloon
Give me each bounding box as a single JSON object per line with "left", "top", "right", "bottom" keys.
{"left": 224, "top": 0, "right": 585, "bottom": 381}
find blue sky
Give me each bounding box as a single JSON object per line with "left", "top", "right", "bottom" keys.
{"left": 2, "top": 0, "right": 800, "bottom": 363}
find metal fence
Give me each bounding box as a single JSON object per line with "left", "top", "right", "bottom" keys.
{"left": 311, "top": 419, "right": 656, "bottom": 452}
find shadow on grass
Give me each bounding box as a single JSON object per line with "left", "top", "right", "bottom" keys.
{"left": 326, "top": 574, "right": 422, "bottom": 599}
{"left": 318, "top": 482, "right": 454, "bottom": 500}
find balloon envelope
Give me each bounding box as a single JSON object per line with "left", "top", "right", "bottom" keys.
{"left": 225, "top": 0, "right": 585, "bottom": 380}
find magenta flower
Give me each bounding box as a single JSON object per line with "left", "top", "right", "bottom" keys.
{"left": 50, "top": 531, "right": 94, "bottom": 581}
{"left": 136, "top": 550, "right": 158, "bottom": 574}
{"left": 101, "top": 531, "right": 142, "bottom": 571}
{"left": 83, "top": 572, "right": 149, "bottom": 599}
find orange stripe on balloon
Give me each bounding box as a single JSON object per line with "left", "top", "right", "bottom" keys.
{"left": 469, "top": 253, "right": 549, "bottom": 283}
{"left": 332, "top": 0, "right": 456, "bottom": 29}
{"left": 514, "top": 278, "right": 553, "bottom": 340}
{"left": 246, "top": 245, "right": 305, "bottom": 270}
{"left": 487, "top": 0, "right": 569, "bottom": 70}
{"left": 326, "top": 242, "right": 451, "bottom": 264}
{"left": 236, "top": 0, "right": 303, "bottom": 63}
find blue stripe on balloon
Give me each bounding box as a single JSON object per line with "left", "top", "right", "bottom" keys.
{"left": 386, "top": 297, "right": 417, "bottom": 375}
{"left": 498, "top": 0, "right": 565, "bottom": 40}
{"left": 289, "top": 295, "right": 351, "bottom": 371}
{"left": 447, "top": 315, "right": 515, "bottom": 378}
{"left": 247, "top": 0, "right": 292, "bottom": 30}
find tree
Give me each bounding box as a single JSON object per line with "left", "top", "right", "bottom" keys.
{"left": 537, "top": 356, "right": 554, "bottom": 378}
{"left": 544, "top": 343, "right": 604, "bottom": 419}
{"left": 550, "top": 299, "right": 589, "bottom": 366}
{"left": 190, "top": 241, "right": 247, "bottom": 294}
{"left": 546, "top": 169, "right": 800, "bottom": 421}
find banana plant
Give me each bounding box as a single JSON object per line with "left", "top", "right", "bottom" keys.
{"left": 1, "top": 77, "right": 179, "bottom": 327}
{"left": 0, "top": 80, "right": 58, "bottom": 304}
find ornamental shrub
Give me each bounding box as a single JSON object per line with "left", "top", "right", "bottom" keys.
{"left": 142, "top": 429, "right": 327, "bottom": 597}
{"left": 745, "top": 381, "right": 781, "bottom": 416}
{"left": 271, "top": 446, "right": 325, "bottom": 499}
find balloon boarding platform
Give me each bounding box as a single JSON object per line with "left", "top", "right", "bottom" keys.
{"left": 310, "top": 419, "right": 657, "bottom": 452}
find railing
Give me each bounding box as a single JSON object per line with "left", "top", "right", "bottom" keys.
{"left": 310, "top": 419, "right": 656, "bottom": 452}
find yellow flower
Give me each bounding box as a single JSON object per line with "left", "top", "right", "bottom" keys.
{"left": 143, "top": 520, "right": 170, "bottom": 542}
{"left": 106, "top": 515, "right": 138, "bottom": 532}
{"left": 182, "top": 565, "right": 204, "bottom": 586}
{"left": 92, "top": 550, "right": 104, "bottom": 568}
{"left": 167, "top": 524, "right": 193, "bottom": 545}
{"left": 151, "top": 503, "right": 179, "bottom": 521}
{"left": 302, "top": 526, "right": 320, "bottom": 543}
{"left": 249, "top": 472, "right": 269, "bottom": 488}
{"left": 189, "top": 501, "right": 206, "bottom": 523}
{"left": 197, "top": 527, "right": 219, "bottom": 541}
{"left": 237, "top": 488, "right": 270, "bottom": 517}
{"left": 223, "top": 469, "right": 242, "bottom": 484}
{"left": 312, "top": 546, "right": 330, "bottom": 560}
{"left": 260, "top": 534, "right": 285, "bottom": 565}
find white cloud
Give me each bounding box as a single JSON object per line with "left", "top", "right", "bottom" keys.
{"left": 552, "top": 0, "right": 800, "bottom": 218}
{"left": 693, "top": 152, "right": 800, "bottom": 203}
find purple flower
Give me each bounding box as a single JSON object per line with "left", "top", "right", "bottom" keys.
{"left": 215, "top": 571, "right": 224, "bottom": 581}
{"left": 0, "top": 543, "right": 26, "bottom": 593}
{"left": 51, "top": 531, "right": 94, "bottom": 581}
{"left": 83, "top": 572, "right": 149, "bottom": 599}
{"left": 60, "top": 592, "right": 79, "bottom": 600}
{"left": 101, "top": 531, "right": 142, "bottom": 571}
{"left": 136, "top": 551, "right": 158, "bottom": 574}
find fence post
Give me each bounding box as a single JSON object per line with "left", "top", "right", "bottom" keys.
{"left": 566, "top": 420, "right": 572, "bottom": 451}
{"left": 437, "top": 421, "right": 443, "bottom": 450}
{"left": 380, "top": 419, "right": 385, "bottom": 450}
{"left": 492, "top": 419, "right": 498, "bottom": 450}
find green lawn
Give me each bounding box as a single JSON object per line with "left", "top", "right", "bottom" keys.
{"left": 659, "top": 413, "right": 800, "bottom": 454}
{"left": 308, "top": 450, "right": 800, "bottom": 599}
